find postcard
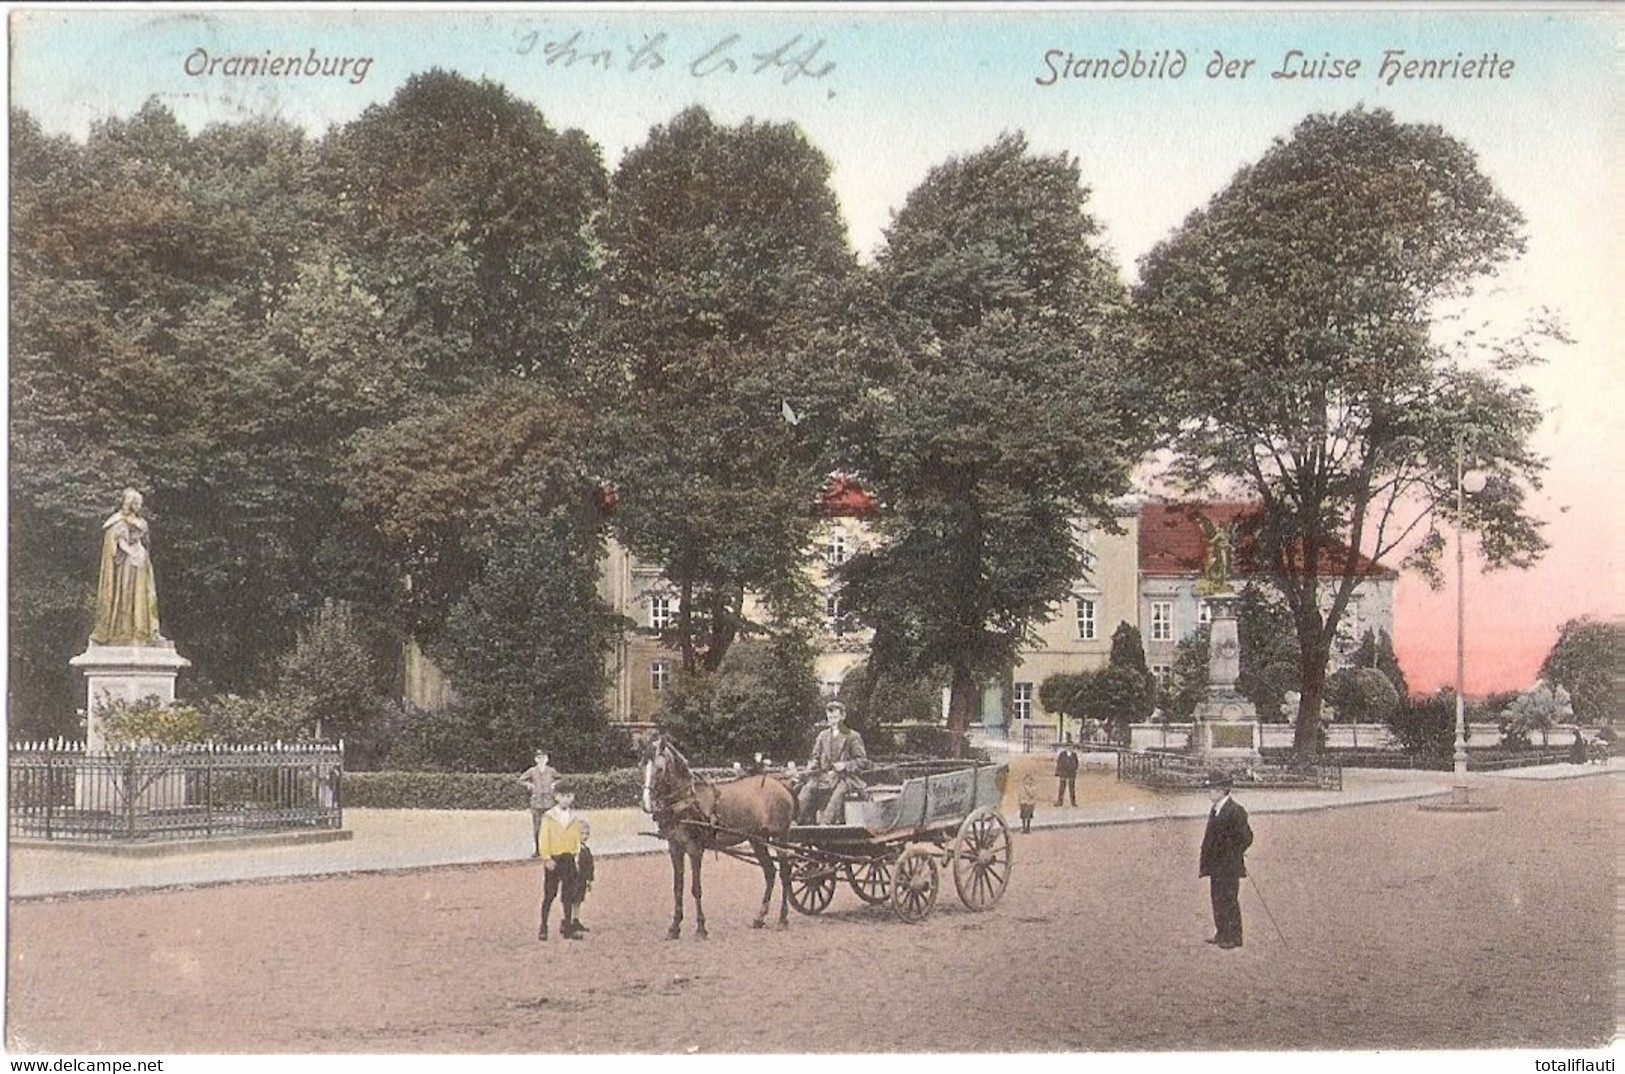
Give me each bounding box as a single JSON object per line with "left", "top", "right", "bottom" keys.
{"left": 7, "top": 4, "right": 1619, "bottom": 1071}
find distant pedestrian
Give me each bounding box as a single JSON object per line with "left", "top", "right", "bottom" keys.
{"left": 517, "top": 749, "right": 558, "bottom": 858}
{"left": 1054, "top": 741, "right": 1079, "bottom": 807}
{"left": 1199, "top": 770, "right": 1253, "bottom": 950}
{"left": 537, "top": 782, "right": 586, "bottom": 941}
{"left": 1569, "top": 730, "right": 1590, "bottom": 765}
{"left": 1018, "top": 774, "right": 1037, "bottom": 833}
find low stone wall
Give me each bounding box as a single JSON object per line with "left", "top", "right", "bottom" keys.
{"left": 1129, "top": 722, "right": 1590, "bottom": 752}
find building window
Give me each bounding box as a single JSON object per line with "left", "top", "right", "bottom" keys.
{"left": 649, "top": 595, "right": 673, "bottom": 631}
{"left": 1151, "top": 664, "right": 1173, "bottom": 689}
{"left": 650, "top": 660, "right": 670, "bottom": 693}
{"left": 1013, "top": 682, "right": 1034, "bottom": 722}
{"left": 826, "top": 528, "right": 850, "bottom": 567}
{"left": 1198, "top": 601, "right": 1212, "bottom": 625}
{"left": 1076, "top": 598, "right": 1098, "bottom": 641}
{"left": 1151, "top": 601, "right": 1173, "bottom": 642}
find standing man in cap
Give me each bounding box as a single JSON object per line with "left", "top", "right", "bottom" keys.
{"left": 1199, "top": 769, "right": 1253, "bottom": 949}
{"left": 798, "top": 700, "right": 870, "bottom": 824}
{"left": 517, "top": 749, "right": 558, "bottom": 858}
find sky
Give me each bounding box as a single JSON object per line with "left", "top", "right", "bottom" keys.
{"left": 9, "top": 4, "right": 1622, "bottom": 697}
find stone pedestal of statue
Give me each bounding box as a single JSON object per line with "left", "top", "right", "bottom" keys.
{"left": 69, "top": 641, "right": 191, "bottom": 811}
{"left": 1189, "top": 592, "right": 1262, "bottom": 759}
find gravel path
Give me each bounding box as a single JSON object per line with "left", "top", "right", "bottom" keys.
{"left": 7, "top": 775, "right": 1615, "bottom": 1053}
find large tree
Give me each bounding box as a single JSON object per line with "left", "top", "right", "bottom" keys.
{"left": 1539, "top": 617, "right": 1622, "bottom": 726}
{"left": 1136, "top": 108, "right": 1552, "bottom": 756}
{"left": 840, "top": 134, "right": 1152, "bottom": 754}
{"left": 10, "top": 104, "right": 402, "bottom": 726}
{"left": 317, "top": 69, "right": 607, "bottom": 395}
{"left": 590, "top": 106, "right": 856, "bottom": 674}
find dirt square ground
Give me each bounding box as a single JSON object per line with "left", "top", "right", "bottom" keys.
{"left": 7, "top": 776, "right": 1615, "bottom": 1053}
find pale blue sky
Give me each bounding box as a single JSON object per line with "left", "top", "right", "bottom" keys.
{"left": 9, "top": 6, "right": 1622, "bottom": 689}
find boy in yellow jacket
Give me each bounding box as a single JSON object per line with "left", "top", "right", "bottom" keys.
{"left": 537, "top": 782, "right": 586, "bottom": 941}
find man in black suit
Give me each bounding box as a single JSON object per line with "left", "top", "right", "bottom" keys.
{"left": 1199, "top": 769, "right": 1253, "bottom": 949}
{"left": 1054, "top": 741, "right": 1079, "bottom": 807}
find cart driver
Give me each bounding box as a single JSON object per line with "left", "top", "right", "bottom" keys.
{"left": 797, "top": 701, "right": 870, "bottom": 824}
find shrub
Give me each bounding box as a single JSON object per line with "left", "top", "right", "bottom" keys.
{"left": 1387, "top": 689, "right": 1457, "bottom": 758}
{"left": 98, "top": 694, "right": 313, "bottom": 747}
{"left": 838, "top": 662, "right": 944, "bottom": 743}
{"left": 383, "top": 699, "right": 636, "bottom": 774}
{"left": 277, "top": 599, "right": 388, "bottom": 745}
{"left": 342, "top": 767, "right": 647, "bottom": 810}
{"left": 656, "top": 636, "right": 821, "bottom": 765}
{"left": 1325, "top": 667, "right": 1400, "bottom": 724}
{"left": 195, "top": 693, "right": 310, "bottom": 744}
{"left": 879, "top": 722, "right": 989, "bottom": 759}
{"left": 99, "top": 697, "right": 210, "bottom": 746}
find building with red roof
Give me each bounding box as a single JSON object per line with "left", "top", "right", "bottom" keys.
{"left": 1137, "top": 501, "right": 1398, "bottom": 694}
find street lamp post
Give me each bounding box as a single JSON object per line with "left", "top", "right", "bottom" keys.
{"left": 1453, "top": 437, "right": 1488, "bottom": 804}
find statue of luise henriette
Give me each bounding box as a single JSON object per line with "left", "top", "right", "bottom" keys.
{"left": 89, "top": 488, "right": 166, "bottom": 646}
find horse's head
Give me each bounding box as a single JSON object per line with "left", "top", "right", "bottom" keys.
{"left": 641, "top": 734, "right": 693, "bottom": 815}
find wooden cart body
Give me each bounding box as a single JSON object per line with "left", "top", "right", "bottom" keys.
{"left": 771, "top": 760, "right": 1014, "bottom": 923}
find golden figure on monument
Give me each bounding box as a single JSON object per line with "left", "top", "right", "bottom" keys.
{"left": 90, "top": 488, "right": 164, "bottom": 645}
{"left": 1197, "top": 516, "right": 1236, "bottom": 595}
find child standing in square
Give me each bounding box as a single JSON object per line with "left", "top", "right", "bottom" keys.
{"left": 1018, "top": 773, "right": 1037, "bottom": 834}
{"left": 568, "top": 818, "right": 596, "bottom": 932}
{"left": 537, "top": 781, "right": 586, "bottom": 941}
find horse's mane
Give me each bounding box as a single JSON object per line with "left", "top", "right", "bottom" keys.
{"left": 654, "top": 736, "right": 695, "bottom": 779}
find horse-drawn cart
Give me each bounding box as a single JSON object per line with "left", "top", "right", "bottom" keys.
{"left": 643, "top": 740, "right": 1012, "bottom": 935}
{"left": 781, "top": 760, "right": 1012, "bottom": 923}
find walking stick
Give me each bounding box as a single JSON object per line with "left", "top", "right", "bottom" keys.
{"left": 1247, "top": 873, "right": 1289, "bottom": 947}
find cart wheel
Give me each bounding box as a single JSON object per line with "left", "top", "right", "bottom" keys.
{"left": 844, "top": 857, "right": 892, "bottom": 905}
{"left": 787, "top": 857, "right": 838, "bottom": 915}
{"left": 890, "top": 846, "right": 939, "bottom": 924}
{"left": 953, "top": 806, "right": 1012, "bottom": 911}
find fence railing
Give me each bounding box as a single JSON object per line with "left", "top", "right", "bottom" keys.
{"left": 1117, "top": 749, "right": 1342, "bottom": 791}
{"left": 9, "top": 740, "right": 343, "bottom": 843}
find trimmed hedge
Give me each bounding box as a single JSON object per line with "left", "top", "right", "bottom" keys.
{"left": 344, "top": 768, "right": 647, "bottom": 810}
{"left": 343, "top": 753, "right": 988, "bottom": 810}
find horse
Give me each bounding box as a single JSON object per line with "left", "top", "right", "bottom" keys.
{"left": 641, "top": 735, "right": 797, "bottom": 940}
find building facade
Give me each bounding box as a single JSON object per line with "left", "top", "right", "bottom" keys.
{"left": 1137, "top": 502, "right": 1397, "bottom": 693}
{"left": 411, "top": 491, "right": 1398, "bottom": 737}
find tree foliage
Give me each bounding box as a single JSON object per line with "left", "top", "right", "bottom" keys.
{"left": 1136, "top": 107, "right": 1553, "bottom": 755}
{"left": 10, "top": 80, "right": 615, "bottom": 763}
{"left": 1498, "top": 679, "right": 1573, "bottom": 747}
{"left": 276, "top": 599, "right": 392, "bottom": 759}
{"left": 10, "top": 102, "right": 400, "bottom": 727}
{"left": 591, "top": 107, "right": 855, "bottom": 674}
{"left": 318, "top": 69, "right": 607, "bottom": 394}
{"left": 1539, "top": 617, "right": 1621, "bottom": 725}
{"left": 1164, "top": 585, "right": 1302, "bottom": 719}
{"left": 655, "top": 633, "right": 824, "bottom": 765}
{"left": 840, "top": 133, "right": 1152, "bottom": 753}
{"left": 1352, "top": 628, "right": 1411, "bottom": 701}
{"left": 1325, "top": 666, "right": 1401, "bottom": 724}
{"left": 837, "top": 661, "right": 945, "bottom": 744}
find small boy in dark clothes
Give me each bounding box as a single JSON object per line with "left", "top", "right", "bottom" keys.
{"left": 568, "top": 819, "right": 595, "bottom": 931}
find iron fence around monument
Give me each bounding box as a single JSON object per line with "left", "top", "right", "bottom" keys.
{"left": 1117, "top": 749, "right": 1342, "bottom": 791}
{"left": 8, "top": 740, "right": 343, "bottom": 842}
